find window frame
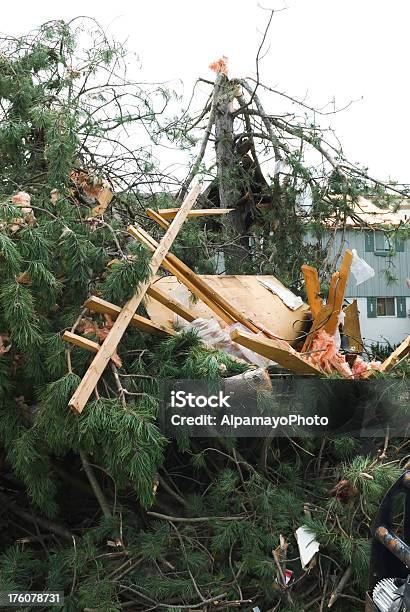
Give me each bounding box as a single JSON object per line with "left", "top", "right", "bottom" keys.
{"left": 374, "top": 232, "right": 391, "bottom": 253}
{"left": 365, "top": 231, "right": 406, "bottom": 254}
{"left": 376, "top": 297, "right": 396, "bottom": 317}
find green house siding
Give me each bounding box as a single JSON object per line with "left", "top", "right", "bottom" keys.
{"left": 397, "top": 296, "right": 407, "bottom": 318}
{"left": 365, "top": 232, "right": 374, "bottom": 252}
{"left": 318, "top": 229, "right": 410, "bottom": 298}
{"left": 367, "top": 297, "right": 377, "bottom": 318}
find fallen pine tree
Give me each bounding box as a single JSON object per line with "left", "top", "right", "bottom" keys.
{"left": 0, "top": 18, "right": 409, "bottom": 612}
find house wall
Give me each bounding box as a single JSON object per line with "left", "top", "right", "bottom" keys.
{"left": 351, "top": 297, "right": 410, "bottom": 347}
{"left": 335, "top": 229, "right": 409, "bottom": 298}
{"left": 314, "top": 228, "right": 409, "bottom": 347}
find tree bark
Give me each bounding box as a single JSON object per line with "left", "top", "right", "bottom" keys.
{"left": 224, "top": 367, "right": 272, "bottom": 396}
{"left": 214, "top": 74, "right": 240, "bottom": 210}
{"left": 214, "top": 75, "right": 250, "bottom": 271}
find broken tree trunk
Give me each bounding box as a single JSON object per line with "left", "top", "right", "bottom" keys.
{"left": 224, "top": 367, "right": 272, "bottom": 396}
{"left": 213, "top": 73, "right": 250, "bottom": 271}
{"left": 214, "top": 73, "right": 240, "bottom": 210}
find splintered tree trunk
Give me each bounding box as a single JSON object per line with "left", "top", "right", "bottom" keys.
{"left": 214, "top": 75, "right": 248, "bottom": 272}
{"left": 214, "top": 74, "right": 240, "bottom": 209}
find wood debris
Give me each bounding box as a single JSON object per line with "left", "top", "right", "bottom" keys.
{"left": 66, "top": 183, "right": 202, "bottom": 413}
{"left": 144, "top": 275, "right": 308, "bottom": 344}
{"left": 64, "top": 193, "right": 408, "bottom": 412}
{"left": 378, "top": 335, "right": 410, "bottom": 372}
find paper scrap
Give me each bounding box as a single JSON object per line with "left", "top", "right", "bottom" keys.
{"left": 295, "top": 526, "right": 320, "bottom": 568}
{"left": 258, "top": 279, "right": 304, "bottom": 311}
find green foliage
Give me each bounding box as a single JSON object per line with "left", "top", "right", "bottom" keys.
{"left": 0, "top": 281, "right": 42, "bottom": 349}
{"left": 369, "top": 340, "right": 398, "bottom": 361}
{"left": 101, "top": 243, "right": 151, "bottom": 304}
{"left": 0, "top": 232, "right": 22, "bottom": 275}
{"left": 0, "top": 16, "right": 406, "bottom": 612}
{"left": 79, "top": 397, "right": 165, "bottom": 507}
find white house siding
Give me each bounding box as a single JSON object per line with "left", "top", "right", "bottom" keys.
{"left": 347, "top": 296, "right": 410, "bottom": 347}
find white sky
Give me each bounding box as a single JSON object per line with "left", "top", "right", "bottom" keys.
{"left": 2, "top": 0, "right": 410, "bottom": 184}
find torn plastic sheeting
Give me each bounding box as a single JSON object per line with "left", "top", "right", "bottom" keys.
{"left": 171, "top": 282, "right": 198, "bottom": 328}
{"left": 184, "top": 318, "right": 272, "bottom": 368}
{"left": 350, "top": 248, "right": 375, "bottom": 285}
{"left": 295, "top": 526, "right": 320, "bottom": 569}
{"left": 296, "top": 185, "right": 313, "bottom": 214}
{"left": 258, "top": 279, "right": 304, "bottom": 311}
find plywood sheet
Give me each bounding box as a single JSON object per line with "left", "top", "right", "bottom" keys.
{"left": 145, "top": 275, "right": 309, "bottom": 345}
{"left": 343, "top": 300, "right": 363, "bottom": 353}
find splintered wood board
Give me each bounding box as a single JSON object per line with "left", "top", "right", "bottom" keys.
{"left": 145, "top": 275, "right": 309, "bottom": 346}
{"left": 230, "top": 329, "right": 321, "bottom": 375}
{"left": 379, "top": 335, "right": 410, "bottom": 372}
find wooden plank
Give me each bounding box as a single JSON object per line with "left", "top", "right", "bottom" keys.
{"left": 302, "top": 271, "right": 339, "bottom": 353}
{"left": 230, "top": 329, "right": 321, "bottom": 375}
{"left": 302, "top": 250, "right": 353, "bottom": 353}
{"left": 142, "top": 212, "right": 246, "bottom": 325}
{"left": 157, "top": 208, "right": 233, "bottom": 220}
{"left": 302, "top": 272, "right": 339, "bottom": 353}
{"left": 62, "top": 331, "right": 100, "bottom": 353}
{"left": 301, "top": 265, "right": 322, "bottom": 318}
{"left": 83, "top": 296, "right": 174, "bottom": 336}
{"left": 133, "top": 216, "right": 276, "bottom": 337}
{"left": 301, "top": 250, "right": 352, "bottom": 353}
{"left": 327, "top": 271, "right": 340, "bottom": 310}
{"left": 156, "top": 203, "right": 270, "bottom": 221}
{"left": 379, "top": 335, "right": 410, "bottom": 372}
{"left": 144, "top": 275, "right": 309, "bottom": 345}
{"left": 324, "top": 250, "right": 353, "bottom": 335}
{"left": 147, "top": 208, "right": 169, "bottom": 230}
{"left": 129, "top": 225, "right": 236, "bottom": 325}
{"left": 68, "top": 182, "right": 201, "bottom": 413}
{"left": 146, "top": 284, "right": 196, "bottom": 322}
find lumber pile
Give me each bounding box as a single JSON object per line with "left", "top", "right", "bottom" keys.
{"left": 63, "top": 190, "right": 407, "bottom": 412}
{"left": 144, "top": 275, "right": 309, "bottom": 345}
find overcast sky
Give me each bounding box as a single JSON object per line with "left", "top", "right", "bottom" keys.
{"left": 2, "top": 0, "right": 410, "bottom": 184}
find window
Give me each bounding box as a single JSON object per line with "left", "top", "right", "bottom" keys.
{"left": 374, "top": 232, "right": 390, "bottom": 252}
{"left": 376, "top": 297, "right": 395, "bottom": 316}
{"left": 365, "top": 231, "right": 405, "bottom": 254}
{"left": 367, "top": 297, "right": 407, "bottom": 318}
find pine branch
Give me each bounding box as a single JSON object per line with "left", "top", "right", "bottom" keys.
{"left": 79, "top": 451, "right": 112, "bottom": 519}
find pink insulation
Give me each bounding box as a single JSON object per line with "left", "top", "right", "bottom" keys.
{"left": 304, "top": 329, "right": 380, "bottom": 379}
